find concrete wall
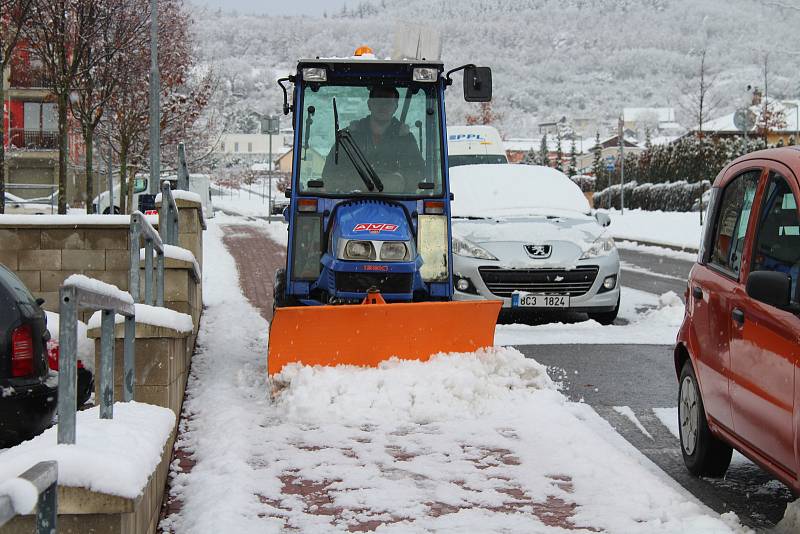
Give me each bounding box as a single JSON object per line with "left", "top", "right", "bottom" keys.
{"left": 0, "top": 221, "right": 131, "bottom": 321}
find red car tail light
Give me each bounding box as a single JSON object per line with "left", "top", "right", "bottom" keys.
{"left": 47, "top": 339, "right": 60, "bottom": 371}
{"left": 11, "top": 324, "right": 34, "bottom": 377}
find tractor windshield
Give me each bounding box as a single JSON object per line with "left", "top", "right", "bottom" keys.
{"left": 296, "top": 83, "right": 444, "bottom": 197}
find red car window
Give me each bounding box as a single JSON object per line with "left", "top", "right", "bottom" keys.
{"left": 709, "top": 170, "right": 760, "bottom": 278}
{"left": 751, "top": 172, "right": 800, "bottom": 301}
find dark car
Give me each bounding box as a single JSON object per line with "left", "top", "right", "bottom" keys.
{"left": 0, "top": 264, "right": 57, "bottom": 447}
{"left": 675, "top": 147, "right": 800, "bottom": 491}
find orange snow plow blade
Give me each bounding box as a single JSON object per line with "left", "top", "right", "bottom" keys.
{"left": 267, "top": 298, "right": 502, "bottom": 376}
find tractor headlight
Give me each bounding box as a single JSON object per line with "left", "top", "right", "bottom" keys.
{"left": 418, "top": 215, "right": 448, "bottom": 282}
{"left": 413, "top": 67, "right": 438, "bottom": 82}
{"left": 380, "top": 242, "right": 408, "bottom": 261}
{"left": 302, "top": 67, "right": 327, "bottom": 82}
{"left": 452, "top": 236, "right": 498, "bottom": 260}
{"left": 345, "top": 240, "right": 376, "bottom": 260}
{"left": 580, "top": 235, "right": 616, "bottom": 259}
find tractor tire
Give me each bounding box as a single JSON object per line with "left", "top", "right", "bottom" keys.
{"left": 272, "top": 269, "right": 296, "bottom": 313}
{"left": 679, "top": 360, "right": 733, "bottom": 478}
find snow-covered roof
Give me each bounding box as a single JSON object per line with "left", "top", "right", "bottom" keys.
{"left": 699, "top": 100, "right": 800, "bottom": 134}
{"left": 623, "top": 107, "right": 675, "bottom": 123}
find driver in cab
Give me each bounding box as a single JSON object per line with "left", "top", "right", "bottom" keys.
{"left": 322, "top": 86, "right": 424, "bottom": 193}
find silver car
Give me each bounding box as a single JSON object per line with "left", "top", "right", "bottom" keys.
{"left": 449, "top": 164, "right": 621, "bottom": 324}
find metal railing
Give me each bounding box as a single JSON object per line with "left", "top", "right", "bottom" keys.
{"left": 159, "top": 181, "right": 179, "bottom": 246}
{"left": 0, "top": 461, "right": 58, "bottom": 532}
{"left": 58, "top": 281, "right": 135, "bottom": 445}
{"left": 4, "top": 184, "right": 58, "bottom": 214}
{"left": 9, "top": 64, "right": 52, "bottom": 88}
{"left": 8, "top": 128, "right": 58, "bottom": 150}
{"left": 129, "top": 211, "right": 165, "bottom": 306}
{"left": 177, "top": 143, "right": 189, "bottom": 191}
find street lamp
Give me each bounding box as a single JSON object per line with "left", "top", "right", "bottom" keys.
{"left": 256, "top": 114, "right": 280, "bottom": 221}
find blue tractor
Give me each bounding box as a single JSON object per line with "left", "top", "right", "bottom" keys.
{"left": 268, "top": 47, "right": 501, "bottom": 375}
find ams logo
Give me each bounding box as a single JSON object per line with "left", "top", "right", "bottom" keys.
{"left": 353, "top": 223, "right": 399, "bottom": 234}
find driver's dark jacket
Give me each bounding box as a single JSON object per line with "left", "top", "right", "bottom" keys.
{"left": 322, "top": 116, "right": 425, "bottom": 192}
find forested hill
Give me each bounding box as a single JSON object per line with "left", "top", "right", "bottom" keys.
{"left": 192, "top": 0, "right": 800, "bottom": 137}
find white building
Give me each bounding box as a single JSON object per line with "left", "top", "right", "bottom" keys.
{"left": 215, "top": 131, "right": 293, "bottom": 162}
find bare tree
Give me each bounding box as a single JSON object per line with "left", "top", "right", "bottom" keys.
{"left": 24, "top": 0, "right": 107, "bottom": 213}
{"left": 0, "top": 0, "right": 35, "bottom": 213}
{"left": 70, "top": 0, "right": 148, "bottom": 212}
{"left": 98, "top": 0, "right": 211, "bottom": 213}
{"left": 679, "top": 49, "right": 721, "bottom": 136}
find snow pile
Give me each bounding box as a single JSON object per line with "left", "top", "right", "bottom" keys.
{"left": 599, "top": 208, "right": 705, "bottom": 250}
{"left": 0, "top": 477, "right": 39, "bottom": 515}
{"left": 0, "top": 402, "right": 174, "bottom": 498}
{"left": 273, "top": 347, "right": 554, "bottom": 425}
{"left": 141, "top": 244, "right": 201, "bottom": 274}
{"left": 45, "top": 311, "right": 94, "bottom": 371}
{"left": 63, "top": 274, "right": 133, "bottom": 305}
{"left": 155, "top": 190, "right": 202, "bottom": 205}
{"left": 776, "top": 499, "right": 800, "bottom": 534}
{"left": 88, "top": 303, "right": 193, "bottom": 333}
{"left": 497, "top": 287, "right": 685, "bottom": 346}
{"left": 0, "top": 214, "right": 133, "bottom": 226}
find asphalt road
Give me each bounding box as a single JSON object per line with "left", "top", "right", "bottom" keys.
{"left": 516, "top": 247, "right": 794, "bottom": 531}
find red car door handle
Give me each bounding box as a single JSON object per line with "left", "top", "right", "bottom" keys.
{"left": 732, "top": 308, "right": 745, "bottom": 325}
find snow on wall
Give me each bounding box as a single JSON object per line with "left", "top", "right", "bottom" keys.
{"left": 0, "top": 402, "right": 175, "bottom": 499}
{"left": 140, "top": 244, "right": 201, "bottom": 274}
{"left": 155, "top": 190, "right": 202, "bottom": 205}
{"left": 63, "top": 274, "right": 134, "bottom": 305}
{"left": 87, "top": 303, "right": 194, "bottom": 333}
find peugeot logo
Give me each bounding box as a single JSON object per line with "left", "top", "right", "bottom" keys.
{"left": 525, "top": 244, "right": 552, "bottom": 258}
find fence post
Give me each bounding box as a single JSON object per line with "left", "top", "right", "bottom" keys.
{"left": 177, "top": 143, "right": 189, "bottom": 191}
{"left": 159, "top": 181, "right": 170, "bottom": 244}
{"left": 100, "top": 309, "right": 115, "bottom": 419}
{"left": 156, "top": 251, "right": 165, "bottom": 307}
{"left": 57, "top": 286, "right": 78, "bottom": 445}
{"left": 32, "top": 461, "right": 58, "bottom": 534}
{"left": 129, "top": 215, "right": 141, "bottom": 303}
{"left": 144, "top": 239, "right": 154, "bottom": 305}
{"left": 123, "top": 315, "right": 136, "bottom": 402}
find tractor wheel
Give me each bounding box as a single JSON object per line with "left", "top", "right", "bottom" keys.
{"left": 272, "top": 269, "right": 297, "bottom": 313}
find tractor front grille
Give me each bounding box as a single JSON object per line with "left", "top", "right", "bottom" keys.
{"left": 335, "top": 272, "right": 413, "bottom": 294}
{"left": 478, "top": 266, "right": 599, "bottom": 298}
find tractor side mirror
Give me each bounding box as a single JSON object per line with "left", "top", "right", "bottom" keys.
{"left": 463, "top": 66, "right": 492, "bottom": 102}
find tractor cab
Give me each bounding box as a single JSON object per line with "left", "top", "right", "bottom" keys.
{"left": 275, "top": 50, "right": 491, "bottom": 307}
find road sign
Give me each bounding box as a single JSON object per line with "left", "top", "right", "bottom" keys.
{"left": 733, "top": 108, "right": 757, "bottom": 132}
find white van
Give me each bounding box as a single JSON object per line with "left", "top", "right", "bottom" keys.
{"left": 93, "top": 174, "right": 214, "bottom": 219}
{"left": 447, "top": 125, "right": 508, "bottom": 167}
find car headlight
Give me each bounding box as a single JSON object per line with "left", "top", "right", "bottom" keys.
{"left": 452, "top": 236, "right": 498, "bottom": 260}
{"left": 380, "top": 242, "right": 408, "bottom": 261}
{"left": 345, "top": 240, "right": 376, "bottom": 260}
{"left": 580, "top": 235, "right": 616, "bottom": 259}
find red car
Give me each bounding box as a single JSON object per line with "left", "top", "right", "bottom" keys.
{"left": 676, "top": 147, "right": 800, "bottom": 491}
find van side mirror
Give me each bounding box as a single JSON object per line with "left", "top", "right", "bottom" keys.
{"left": 746, "top": 271, "right": 794, "bottom": 310}
{"left": 463, "top": 66, "right": 492, "bottom": 102}
{"left": 594, "top": 212, "right": 611, "bottom": 227}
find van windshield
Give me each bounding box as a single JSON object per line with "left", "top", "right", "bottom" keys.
{"left": 296, "top": 83, "right": 443, "bottom": 197}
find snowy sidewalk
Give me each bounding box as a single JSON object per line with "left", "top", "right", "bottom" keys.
{"left": 159, "top": 218, "right": 746, "bottom": 533}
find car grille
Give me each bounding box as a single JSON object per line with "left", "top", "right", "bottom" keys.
{"left": 335, "top": 272, "right": 413, "bottom": 294}
{"left": 478, "top": 266, "right": 599, "bottom": 298}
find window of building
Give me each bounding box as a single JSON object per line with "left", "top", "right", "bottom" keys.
{"left": 220, "top": 141, "right": 225, "bottom": 152}
{"left": 234, "top": 142, "right": 239, "bottom": 153}
{"left": 248, "top": 142, "right": 253, "bottom": 153}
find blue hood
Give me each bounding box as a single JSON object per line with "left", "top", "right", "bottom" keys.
{"left": 334, "top": 200, "right": 412, "bottom": 241}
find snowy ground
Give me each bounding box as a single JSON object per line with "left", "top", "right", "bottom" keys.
{"left": 161, "top": 218, "right": 747, "bottom": 533}
{"left": 598, "top": 208, "right": 706, "bottom": 250}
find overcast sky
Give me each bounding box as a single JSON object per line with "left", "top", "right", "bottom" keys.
{"left": 192, "top": 0, "right": 350, "bottom": 16}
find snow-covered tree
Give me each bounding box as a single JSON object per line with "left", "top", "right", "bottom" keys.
{"left": 568, "top": 137, "right": 577, "bottom": 177}
{"left": 538, "top": 134, "right": 549, "bottom": 167}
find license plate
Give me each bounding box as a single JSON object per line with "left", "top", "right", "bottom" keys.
{"left": 511, "top": 292, "right": 570, "bottom": 308}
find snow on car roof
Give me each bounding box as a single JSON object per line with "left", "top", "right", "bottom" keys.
{"left": 449, "top": 164, "right": 590, "bottom": 218}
